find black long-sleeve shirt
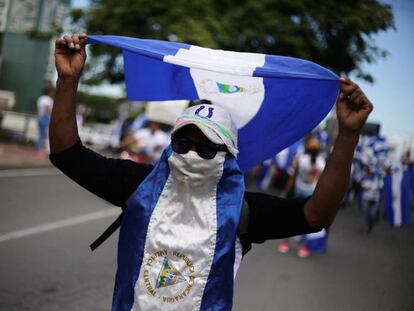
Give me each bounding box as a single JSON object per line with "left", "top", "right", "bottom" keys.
{"left": 50, "top": 141, "right": 319, "bottom": 254}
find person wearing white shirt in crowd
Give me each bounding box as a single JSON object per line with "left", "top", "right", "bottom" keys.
{"left": 359, "top": 165, "right": 383, "bottom": 233}
{"left": 35, "top": 88, "right": 53, "bottom": 157}
{"left": 278, "top": 138, "right": 327, "bottom": 257}
{"left": 133, "top": 121, "right": 169, "bottom": 163}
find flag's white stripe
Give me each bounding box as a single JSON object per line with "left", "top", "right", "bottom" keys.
{"left": 0, "top": 168, "right": 60, "bottom": 178}
{"left": 391, "top": 170, "right": 403, "bottom": 226}
{"left": 190, "top": 68, "right": 265, "bottom": 128}
{"left": 0, "top": 208, "right": 120, "bottom": 243}
{"left": 164, "top": 45, "right": 266, "bottom": 76}
{"left": 168, "top": 45, "right": 266, "bottom": 128}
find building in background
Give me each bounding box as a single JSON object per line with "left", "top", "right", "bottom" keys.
{"left": 0, "top": 0, "right": 70, "bottom": 113}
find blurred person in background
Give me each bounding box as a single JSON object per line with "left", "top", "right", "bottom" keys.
{"left": 131, "top": 121, "right": 169, "bottom": 163}
{"left": 120, "top": 121, "right": 169, "bottom": 163}
{"left": 278, "top": 137, "right": 328, "bottom": 258}
{"left": 49, "top": 34, "right": 373, "bottom": 310}
{"left": 76, "top": 105, "right": 84, "bottom": 131}
{"left": 358, "top": 165, "right": 383, "bottom": 234}
{"left": 35, "top": 87, "right": 53, "bottom": 158}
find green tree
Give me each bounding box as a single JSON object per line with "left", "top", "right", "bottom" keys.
{"left": 82, "top": 0, "right": 394, "bottom": 84}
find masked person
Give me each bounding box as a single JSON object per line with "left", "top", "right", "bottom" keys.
{"left": 49, "top": 34, "right": 373, "bottom": 311}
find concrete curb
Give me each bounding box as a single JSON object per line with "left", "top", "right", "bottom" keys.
{"left": 0, "top": 159, "right": 52, "bottom": 170}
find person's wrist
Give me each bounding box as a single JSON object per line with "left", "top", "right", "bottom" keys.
{"left": 56, "top": 75, "right": 80, "bottom": 87}
{"left": 337, "top": 128, "right": 360, "bottom": 145}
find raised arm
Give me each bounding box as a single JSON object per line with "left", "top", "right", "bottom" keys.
{"left": 49, "top": 34, "right": 155, "bottom": 208}
{"left": 304, "top": 77, "right": 373, "bottom": 228}
{"left": 50, "top": 34, "right": 87, "bottom": 153}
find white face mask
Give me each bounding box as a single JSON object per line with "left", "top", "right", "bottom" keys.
{"left": 168, "top": 150, "right": 226, "bottom": 187}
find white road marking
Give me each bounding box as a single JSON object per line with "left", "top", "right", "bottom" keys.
{"left": 0, "top": 208, "right": 120, "bottom": 243}
{"left": 0, "top": 168, "right": 61, "bottom": 178}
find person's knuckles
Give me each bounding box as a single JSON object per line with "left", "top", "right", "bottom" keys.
{"left": 64, "top": 35, "right": 76, "bottom": 48}
{"left": 341, "top": 84, "right": 357, "bottom": 95}
{"left": 350, "top": 90, "right": 362, "bottom": 102}
{"left": 354, "top": 96, "right": 364, "bottom": 106}
{"left": 64, "top": 35, "right": 73, "bottom": 43}
{"left": 55, "top": 39, "right": 65, "bottom": 47}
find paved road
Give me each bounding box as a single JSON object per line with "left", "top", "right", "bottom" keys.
{"left": 0, "top": 169, "right": 413, "bottom": 311}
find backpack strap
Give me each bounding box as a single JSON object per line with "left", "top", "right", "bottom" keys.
{"left": 237, "top": 199, "right": 252, "bottom": 255}
{"left": 89, "top": 213, "right": 123, "bottom": 251}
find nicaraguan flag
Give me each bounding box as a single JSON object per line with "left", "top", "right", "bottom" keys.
{"left": 87, "top": 35, "right": 339, "bottom": 171}
{"left": 383, "top": 165, "right": 412, "bottom": 227}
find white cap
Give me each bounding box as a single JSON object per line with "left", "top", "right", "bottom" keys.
{"left": 172, "top": 104, "right": 239, "bottom": 156}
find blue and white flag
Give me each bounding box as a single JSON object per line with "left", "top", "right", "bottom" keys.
{"left": 383, "top": 165, "right": 412, "bottom": 227}
{"left": 369, "top": 135, "right": 389, "bottom": 157}
{"left": 87, "top": 35, "right": 339, "bottom": 171}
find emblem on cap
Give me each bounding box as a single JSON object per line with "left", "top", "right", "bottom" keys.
{"left": 195, "top": 105, "right": 214, "bottom": 119}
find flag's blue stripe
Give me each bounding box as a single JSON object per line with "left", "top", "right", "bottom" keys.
{"left": 111, "top": 146, "right": 172, "bottom": 311}
{"left": 88, "top": 35, "right": 191, "bottom": 60}
{"left": 88, "top": 36, "right": 199, "bottom": 100}
{"left": 409, "top": 163, "right": 414, "bottom": 194}
{"left": 123, "top": 50, "right": 199, "bottom": 101}
{"left": 200, "top": 155, "right": 244, "bottom": 310}
{"left": 401, "top": 168, "right": 412, "bottom": 225}
{"left": 253, "top": 54, "right": 338, "bottom": 80}
{"left": 383, "top": 174, "right": 394, "bottom": 226}
{"left": 238, "top": 75, "right": 338, "bottom": 171}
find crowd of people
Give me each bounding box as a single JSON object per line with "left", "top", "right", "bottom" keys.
{"left": 249, "top": 129, "right": 414, "bottom": 258}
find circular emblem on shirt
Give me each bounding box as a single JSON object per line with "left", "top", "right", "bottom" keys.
{"left": 142, "top": 249, "right": 195, "bottom": 303}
